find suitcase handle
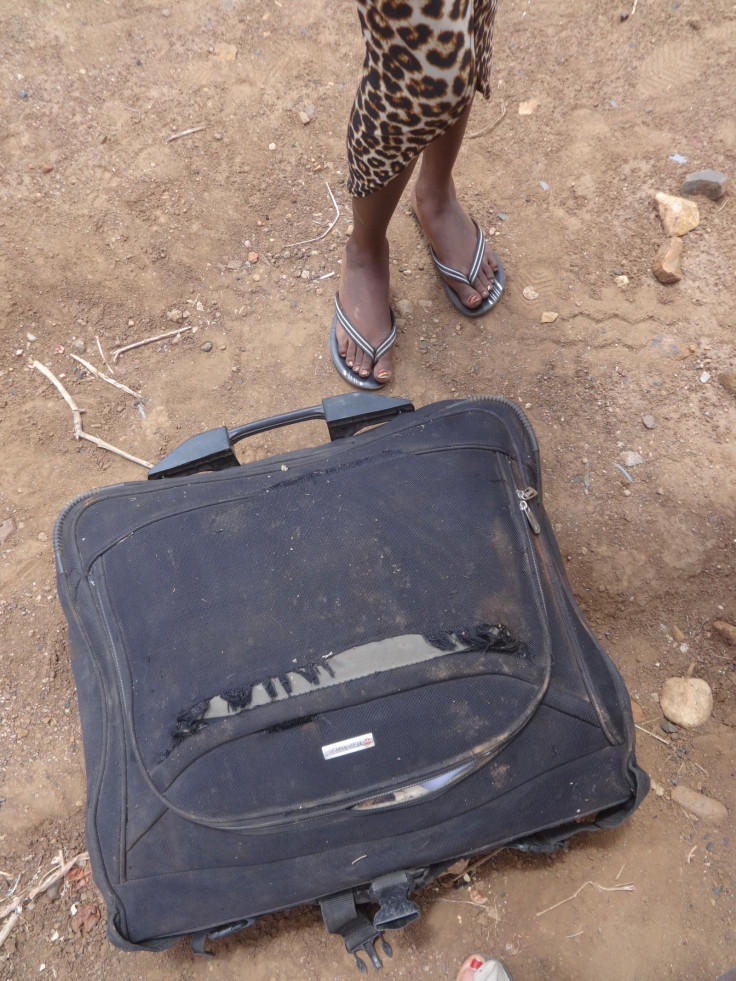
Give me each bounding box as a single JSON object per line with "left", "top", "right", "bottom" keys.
{"left": 147, "top": 393, "right": 414, "bottom": 479}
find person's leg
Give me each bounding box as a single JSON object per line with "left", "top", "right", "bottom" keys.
{"left": 413, "top": 104, "right": 500, "bottom": 311}
{"left": 337, "top": 158, "right": 417, "bottom": 382}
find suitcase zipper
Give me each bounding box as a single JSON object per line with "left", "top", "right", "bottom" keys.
{"left": 517, "top": 487, "right": 540, "bottom": 535}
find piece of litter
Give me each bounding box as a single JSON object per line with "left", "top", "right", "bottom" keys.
{"left": 539, "top": 180, "right": 549, "bottom": 190}
{"left": 523, "top": 286, "right": 539, "bottom": 300}
{"left": 609, "top": 100, "right": 618, "bottom": 108}
{"left": 614, "top": 463, "right": 633, "bottom": 483}
{"left": 669, "top": 153, "right": 687, "bottom": 164}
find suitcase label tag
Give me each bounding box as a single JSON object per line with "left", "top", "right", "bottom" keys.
{"left": 322, "top": 733, "right": 375, "bottom": 760}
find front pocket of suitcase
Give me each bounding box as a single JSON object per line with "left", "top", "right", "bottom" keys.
{"left": 152, "top": 655, "right": 545, "bottom": 828}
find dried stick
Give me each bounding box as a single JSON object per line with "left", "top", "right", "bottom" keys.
{"left": 0, "top": 912, "right": 19, "bottom": 949}
{"left": 450, "top": 850, "right": 502, "bottom": 884}
{"left": 535, "top": 880, "right": 634, "bottom": 918}
{"left": 281, "top": 182, "right": 340, "bottom": 250}
{"left": 0, "top": 851, "right": 89, "bottom": 921}
{"left": 635, "top": 723, "right": 670, "bottom": 746}
{"left": 467, "top": 102, "right": 507, "bottom": 140}
{"left": 112, "top": 326, "right": 192, "bottom": 362}
{"left": 167, "top": 126, "right": 205, "bottom": 143}
{"left": 71, "top": 355, "right": 142, "bottom": 398}
{"left": 96, "top": 335, "right": 114, "bottom": 375}
{"left": 32, "top": 361, "right": 152, "bottom": 469}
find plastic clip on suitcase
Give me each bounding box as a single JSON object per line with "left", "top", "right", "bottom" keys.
{"left": 54, "top": 393, "right": 648, "bottom": 970}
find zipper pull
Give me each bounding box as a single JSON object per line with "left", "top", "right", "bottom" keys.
{"left": 517, "top": 488, "right": 540, "bottom": 534}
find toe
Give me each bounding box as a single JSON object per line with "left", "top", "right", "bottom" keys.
{"left": 373, "top": 348, "right": 392, "bottom": 383}
{"left": 344, "top": 338, "right": 357, "bottom": 368}
{"left": 455, "top": 280, "right": 482, "bottom": 309}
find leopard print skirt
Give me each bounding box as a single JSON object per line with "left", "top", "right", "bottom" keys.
{"left": 347, "top": 0, "right": 499, "bottom": 198}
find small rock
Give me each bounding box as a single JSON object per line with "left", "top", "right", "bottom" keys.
{"left": 671, "top": 785, "right": 727, "bottom": 825}
{"left": 642, "top": 414, "right": 656, "bottom": 429}
{"left": 655, "top": 192, "right": 699, "bottom": 236}
{"left": 615, "top": 274, "right": 629, "bottom": 287}
{"left": 17, "top": 729, "right": 29, "bottom": 739}
{"left": 167, "top": 309, "right": 183, "bottom": 323}
{"left": 673, "top": 625, "right": 685, "bottom": 642}
{"left": 630, "top": 700, "right": 645, "bottom": 723}
{"left": 541, "top": 311, "right": 558, "bottom": 323}
{"left": 0, "top": 517, "right": 16, "bottom": 543}
{"left": 397, "top": 299, "right": 414, "bottom": 317}
{"left": 518, "top": 98, "right": 539, "bottom": 115}
{"left": 653, "top": 237, "right": 683, "bottom": 284}
{"left": 660, "top": 676, "right": 713, "bottom": 728}
{"left": 700, "top": 370, "right": 711, "bottom": 383}
{"left": 226, "top": 259, "right": 241, "bottom": 270}
{"left": 70, "top": 339, "right": 86, "bottom": 354}
{"left": 200, "top": 341, "right": 213, "bottom": 352}
{"left": 300, "top": 269, "right": 310, "bottom": 280}
{"left": 523, "top": 286, "right": 539, "bottom": 300}
{"left": 661, "top": 721, "right": 679, "bottom": 734}
{"left": 26, "top": 332, "right": 37, "bottom": 342}
{"left": 713, "top": 620, "right": 736, "bottom": 647}
{"left": 214, "top": 42, "right": 237, "bottom": 61}
{"left": 718, "top": 370, "right": 736, "bottom": 395}
{"left": 620, "top": 450, "right": 643, "bottom": 467}
{"left": 38, "top": 531, "right": 48, "bottom": 542}
{"left": 248, "top": 251, "right": 259, "bottom": 264}
{"left": 680, "top": 169, "right": 728, "bottom": 200}
{"left": 650, "top": 778, "right": 665, "bottom": 797}
{"left": 268, "top": 142, "right": 276, "bottom": 151}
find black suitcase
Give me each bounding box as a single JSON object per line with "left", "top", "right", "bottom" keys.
{"left": 54, "top": 394, "right": 648, "bottom": 969}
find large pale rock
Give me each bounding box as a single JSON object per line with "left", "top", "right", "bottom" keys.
{"left": 713, "top": 620, "right": 736, "bottom": 646}
{"left": 660, "top": 677, "right": 713, "bottom": 727}
{"left": 655, "top": 192, "right": 700, "bottom": 236}
{"left": 653, "top": 237, "right": 683, "bottom": 284}
{"left": 671, "top": 785, "right": 728, "bottom": 825}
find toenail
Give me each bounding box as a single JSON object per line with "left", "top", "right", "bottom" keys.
{"left": 469, "top": 294, "right": 480, "bottom": 303}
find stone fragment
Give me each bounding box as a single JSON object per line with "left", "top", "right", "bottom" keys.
{"left": 680, "top": 169, "right": 728, "bottom": 200}
{"left": 70, "top": 338, "right": 86, "bottom": 353}
{"left": 671, "top": 785, "right": 727, "bottom": 825}
{"left": 200, "top": 341, "right": 213, "bottom": 352}
{"left": 650, "top": 778, "right": 665, "bottom": 797}
{"left": 226, "top": 260, "right": 241, "bottom": 270}
{"left": 655, "top": 192, "right": 699, "bottom": 236}
{"left": 713, "top": 620, "right": 736, "bottom": 646}
{"left": 660, "top": 676, "right": 713, "bottom": 728}
{"left": 214, "top": 42, "right": 237, "bottom": 61}
{"left": 673, "top": 625, "right": 685, "bottom": 642}
{"left": 653, "top": 237, "right": 683, "bottom": 284}
{"left": 397, "top": 299, "right": 414, "bottom": 317}
{"left": 621, "top": 451, "right": 643, "bottom": 467}
{"left": 718, "top": 370, "right": 736, "bottom": 396}
{"left": 642, "top": 414, "right": 656, "bottom": 429}
{"left": 541, "top": 311, "right": 558, "bottom": 323}
{"left": 630, "top": 700, "right": 645, "bottom": 723}
{"left": 167, "top": 308, "right": 183, "bottom": 322}
{"left": 248, "top": 251, "right": 259, "bottom": 264}
{"left": 615, "top": 274, "right": 629, "bottom": 287}
{"left": 0, "top": 517, "right": 16, "bottom": 543}
{"left": 518, "top": 99, "right": 539, "bottom": 115}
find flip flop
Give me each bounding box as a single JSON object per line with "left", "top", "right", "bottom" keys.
{"left": 429, "top": 218, "right": 505, "bottom": 318}
{"left": 329, "top": 293, "right": 396, "bottom": 391}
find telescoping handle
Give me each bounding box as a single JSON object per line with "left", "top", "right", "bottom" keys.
{"left": 147, "top": 392, "right": 414, "bottom": 480}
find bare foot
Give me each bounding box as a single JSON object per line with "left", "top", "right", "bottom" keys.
{"left": 336, "top": 235, "right": 393, "bottom": 383}
{"left": 413, "top": 179, "right": 499, "bottom": 310}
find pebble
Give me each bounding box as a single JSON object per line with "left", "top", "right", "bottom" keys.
{"left": 541, "top": 311, "right": 558, "bottom": 323}
{"left": 630, "top": 700, "right": 645, "bottom": 723}
{"left": 642, "top": 414, "right": 656, "bottom": 429}
{"left": 650, "top": 778, "right": 665, "bottom": 797}
{"left": 268, "top": 143, "right": 276, "bottom": 151}
{"left": 227, "top": 259, "right": 241, "bottom": 270}
{"left": 397, "top": 299, "right": 414, "bottom": 317}
{"left": 655, "top": 192, "right": 699, "bottom": 236}
{"left": 620, "top": 450, "right": 643, "bottom": 467}
{"left": 200, "top": 341, "right": 213, "bottom": 352}
{"left": 167, "top": 309, "right": 183, "bottom": 322}
{"left": 27, "top": 332, "right": 37, "bottom": 342}
{"left": 713, "top": 620, "right": 736, "bottom": 647}
{"left": 718, "top": 370, "right": 736, "bottom": 395}
{"left": 615, "top": 274, "right": 629, "bottom": 287}
{"left": 523, "top": 286, "right": 539, "bottom": 300}
{"left": 70, "top": 338, "right": 86, "bottom": 353}
{"left": 248, "top": 251, "right": 259, "bottom": 264}
{"left": 0, "top": 517, "right": 16, "bottom": 543}
{"left": 671, "top": 785, "right": 728, "bottom": 825}
{"left": 680, "top": 169, "right": 729, "bottom": 200}
{"left": 653, "top": 237, "right": 683, "bottom": 284}
{"left": 661, "top": 721, "right": 679, "bottom": 734}
{"left": 518, "top": 98, "right": 539, "bottom": 115}
{"left": 38, "top": 532, "right": 47, "bottom": 542}
{"left": 660, "top": 677, "right": 713, "bottom": 728}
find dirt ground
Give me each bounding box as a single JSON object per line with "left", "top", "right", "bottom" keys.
{"left": 1, "top": 0, "right": 735, "bottom": 978}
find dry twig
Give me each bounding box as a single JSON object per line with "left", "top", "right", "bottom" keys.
{"left": 112, "top": 326, "right": 192, "bottom": 362}
{"left": 71, "top": 355, "right": 142, "bottom": 398}
{"left": 96, "top": 335, "right": 114, "bottom": 375}
{"left": 535, "top": 880, "right": 634, "bottom": 918}
{"left": 32, "top": 361, "right": 152, "bottom": 469}
{"left": 281, "top": 182, "right": 340, "bottom": 250}
{"left": 167, "top": 126, "right": 205, "bottom": 143}
{"left": 635, "top": 723, "right": 670, "bottom": 746}
{"left": 467, "top": 102, "right": 507, "bottom": 140}
{"left": 0, "top": 851, "right": 90, "bottom": 921}
{"left": 0, "top": 912, "right": 19, "bottom": 950}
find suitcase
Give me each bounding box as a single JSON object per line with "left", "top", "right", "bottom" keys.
{"left": 54, "top": 393, "right": 648, "bottom": 969}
